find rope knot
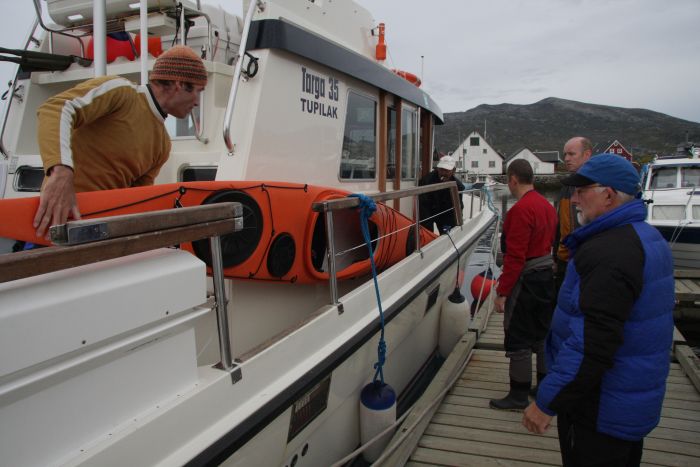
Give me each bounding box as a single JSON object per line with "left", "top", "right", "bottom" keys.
{"left": 349, "top": 193, "right": 377, "bottom": 220}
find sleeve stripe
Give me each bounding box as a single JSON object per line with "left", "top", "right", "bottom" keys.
{"left": 57, "top": 78, "right": 134, "bottom": 168}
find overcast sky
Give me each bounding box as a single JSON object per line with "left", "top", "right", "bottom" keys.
{"left": 1, "top": 0, "right": 698, "bottom": 123}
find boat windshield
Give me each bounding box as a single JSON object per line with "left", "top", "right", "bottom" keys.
{"left": 681, "top": 167, "right": 700, "bottom": 188}
{"left": 650, "top": 167, "right": 678, "bottom": 189}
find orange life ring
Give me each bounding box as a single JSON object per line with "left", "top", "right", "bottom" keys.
{"left": 0, "top": 181, "right": 437, "bottom": 284}
{"left": 392, "top": 69, "right": 421, "bottom": 87}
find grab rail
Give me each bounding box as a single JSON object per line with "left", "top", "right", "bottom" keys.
{"left": 0, "top": 202, "right": 243, "bottom": 371}
{"left": 223, "top": 0, "right": 265, "bottom": 155}
{"left": 0, "top": 18, "right": 39, "bottom": 159}
{"left": 312, "top": 182, "right": 482, "bottom": 307}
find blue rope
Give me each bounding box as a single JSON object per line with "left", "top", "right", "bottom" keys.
{"left": 349, "top": 193, "right": 386, "bottom": 385}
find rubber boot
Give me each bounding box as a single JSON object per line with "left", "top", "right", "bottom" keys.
{"left": 489, "top": 380, "right": 530, "bottom": 411}
{"left": 530, "top": 372, "right": 546, "bottom": 398}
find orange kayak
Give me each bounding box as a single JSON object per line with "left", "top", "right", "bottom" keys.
{"left": 0, "top": 181, "right": 437, "bottom": 283}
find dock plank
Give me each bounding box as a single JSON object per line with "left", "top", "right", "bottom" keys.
{"left": 410, "top": 447, "right": 544, "bottom": 466}
{"left": 418, "top": 435, "right": 562, "bottom": 465}
{"left": 401, "top": 303, "right": 700, "bottom": 467}
{"left": 424, "top": 423, "right": 560, "bottom": 451}
{"left": 675, "top": 277, "right": 700, "bottom": 302}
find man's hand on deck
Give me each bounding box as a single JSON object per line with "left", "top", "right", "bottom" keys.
{"left": 33, "top": 165, "right": 81, "bottom": 239}
{"left": 522, "top": 401, "right": 552, "bottom": 434}
{"left": 495, "top": 295, "right": 506, "bottom": 313}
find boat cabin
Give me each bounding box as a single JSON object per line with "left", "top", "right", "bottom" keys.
{"left": 1, "top": 0, "right": 443, "bottom": 219}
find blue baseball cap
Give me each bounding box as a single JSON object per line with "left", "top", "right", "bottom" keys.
{"left": 561, "top": 153, "right": 640, "bottom": 195}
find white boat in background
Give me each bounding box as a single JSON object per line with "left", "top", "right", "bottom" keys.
{"left": 0, "top": 1, "right": 496, "bottom": 466}
{"left": 470, "top": 174, "right": 504, "bottom": 190}
{"left": 641, "top": 148, "right": 700, "bottom": 269}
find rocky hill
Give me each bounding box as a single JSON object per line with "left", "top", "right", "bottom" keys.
{"left": 434, "top": 97, "right": 700, "bottom": 160}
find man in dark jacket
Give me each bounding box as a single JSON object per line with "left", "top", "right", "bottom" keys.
{"left": 418, "top": 155, "right": 464, "bottom": 233}
{"left": 522, "top": 154, "right": 674, "bottom": 466}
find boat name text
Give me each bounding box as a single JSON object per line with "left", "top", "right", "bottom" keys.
{"left": 300, "top": 67, "right": 338, "bottom": 119}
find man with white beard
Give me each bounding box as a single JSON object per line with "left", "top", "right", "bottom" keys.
{"left": 522, "top": 154, "right": 674, "bottom": 467}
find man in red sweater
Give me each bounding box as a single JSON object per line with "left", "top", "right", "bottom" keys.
{"left": 491, "top": 159, "right": 558, "bottom": 410}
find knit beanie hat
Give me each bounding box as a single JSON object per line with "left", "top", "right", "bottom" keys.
{"left": 150, "top": 45, "right": 207, "bottom": 86}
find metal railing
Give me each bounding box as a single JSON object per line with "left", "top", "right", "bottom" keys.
{"left": 312, "top": 182, "right": 485, "bottom": 307}
{"left": 223, "top": 0, "right": 266, "bottom": 155}
{"left": 0, "top": 202, "right": 243, "bottom": 372}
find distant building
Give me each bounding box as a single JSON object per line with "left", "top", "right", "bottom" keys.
{"left": 505, "top": 148, "right": 557, "bottom": 174}
{"left": 533, "top": 150, "right": 561, "bottom": 166}
{"left": 453, "top": 130, "right": 504, "bottom": 175}
{"left": 594, "top": 140, "right": 633, "bottom": 161}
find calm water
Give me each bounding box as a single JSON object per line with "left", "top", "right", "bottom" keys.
{"left": 464, "top": 186, "right": 700, "bottom": 350}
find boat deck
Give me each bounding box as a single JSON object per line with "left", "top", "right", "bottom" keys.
{"left": 379, "top": 296, "right": 700, "bottom": 466}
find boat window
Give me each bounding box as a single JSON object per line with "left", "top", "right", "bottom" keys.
{"left": 164, "top": 106, "right": 201, "bottom": 139}
{"left": 387, "top": 108, "right": 396, "bottom": 179}
{"left": 401, "top": 108, "right": 417, "bottom": 180}
{"left": 693, "top": 205, "right": 700, "bottom": 220}
{"left": 340, "top": 92, "right": 376, "bottom": 180}
{"left": 650, "top": 167, "right": 677, "bottom": 189}
{"left": 179, "top": 165, "right": 217, "bottom": 182}
{"left": 681, "top": 167, "right": 700, "bottom": 188}
{"left": 13, "top": 166, "right": 44, "bottom": 192}
{"left": 652, "top": 205, "right": 685, "bottom": 220}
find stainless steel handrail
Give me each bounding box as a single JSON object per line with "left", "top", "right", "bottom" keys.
{"left": 223, "top": 0, "right": 265, "bottom": 155}
{"left": 1, "top": 203, "right": 243, "bottom": 373}
{"left": 32, "top": 0, "right": 86, "bottom": 56}
{"left": 0, "top": 17, "right": 40, "bottom": 159}
{"left": 210, "top": 235, "right": 233, "bottom": 370}
{"left": 312, "top": 182, "right": 483, "bottom": 307}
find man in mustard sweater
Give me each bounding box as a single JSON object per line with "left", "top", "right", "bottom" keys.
{"left": 553, "top": 136, "right": 592, "bottom": 291}
{"left": 33, "top": 45, "right": 207, "bottom": 238}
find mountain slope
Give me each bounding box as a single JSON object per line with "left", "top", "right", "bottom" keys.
{"left": 434, "top": 97, "right": 700, "bottom": 159}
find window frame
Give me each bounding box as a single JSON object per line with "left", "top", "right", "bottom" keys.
{"left": 339, "top": 89, "right": 378, "bottom": 182}
{"left": 400, "top": 103, "right": 419, "bottom": 181}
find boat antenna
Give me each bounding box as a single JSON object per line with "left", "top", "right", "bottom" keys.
{"left": 420, "top": 55, "right": 424, "bottom": 83}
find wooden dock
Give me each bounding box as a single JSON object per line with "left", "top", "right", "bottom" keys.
{"left": 675, "top": 269, "right": 700, "bottom": 304}
{"left": 378, "top": 294, "right": 700, "bottom": 466}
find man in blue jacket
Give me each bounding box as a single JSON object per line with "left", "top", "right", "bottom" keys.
{"left": 522, "top": 154, "right": 674, "bottom": 466}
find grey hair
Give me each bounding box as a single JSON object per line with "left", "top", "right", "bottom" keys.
{"left": 615, "top": 191, "right": 635, "bottom": 204}
{"left": 591, "top": 186, "right": 635, "bottom": 204}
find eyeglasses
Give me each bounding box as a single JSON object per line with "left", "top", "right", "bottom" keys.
{"left": 573, "top": 184, "right": 609, "bottom": 196}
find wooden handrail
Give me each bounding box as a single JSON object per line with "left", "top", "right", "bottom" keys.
{"left": 50, "top": 203, "right": 242, "bottom": 245}
{"left": 0, "top": 203, "right": 243, "bottom": 283}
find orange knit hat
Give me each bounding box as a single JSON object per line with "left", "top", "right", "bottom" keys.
{"left": 150, "top": 45, "right": 207, "bottom": 86}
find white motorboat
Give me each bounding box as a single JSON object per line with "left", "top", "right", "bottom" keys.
{"left": 641, "top": 148, "right": 700, "bottom": 269}
{"left": 0, "top": 1, "right": 496, "bottom": 466}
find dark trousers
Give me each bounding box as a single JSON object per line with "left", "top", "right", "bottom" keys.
{"left": 504, "top": 269, "right": 555, "bottom": 352}
{"left": 557, "top": 412, "right": 644, "bottom": 467}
